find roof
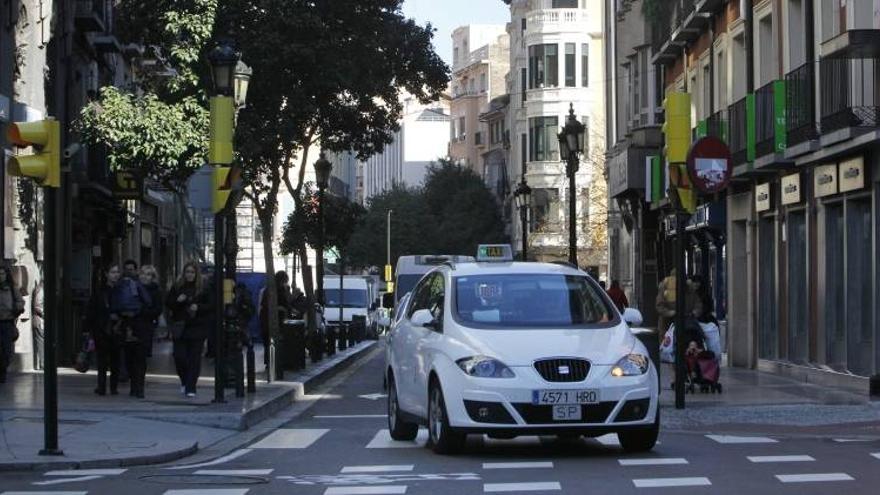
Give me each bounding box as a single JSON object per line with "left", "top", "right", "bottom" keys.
{"left": 436, "top": 261, "right": 585, "bottom": 278}
{"left": 416, "top": 108, "right": 451, "bottom": 122}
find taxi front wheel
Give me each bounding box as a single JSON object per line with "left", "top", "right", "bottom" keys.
{"left": 387, "top": 374, "right": 418, "bottom": 441}
{"left": 617, "top": 409, "right": 659, "bottom": 453}
{"left": 428, "top": 381, "right": 465, "bottom": 455}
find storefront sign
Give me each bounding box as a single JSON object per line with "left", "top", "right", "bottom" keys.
{"left": 838, "top": 156, "right": 865, "bottom": 193}
{"left": 781, "top": 173, "right": 802, "bottom": 205}
{"left": 755, "top": 183, "right": 771, "bottom": 212}
{"left": 112, "top": 169, "right": 144, "bottom": 200}
{"left": 814, "top": 164, "right": 838, "bottom": 198}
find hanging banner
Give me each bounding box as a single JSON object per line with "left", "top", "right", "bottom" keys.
{"left": 839, "top": 156, "right": 865, "bottom": 193}
{"left": 773, "top": 80, "right": 787, "bottom": 153}
{"left": 755, "top": 183, "right": 771, "bottom": 212}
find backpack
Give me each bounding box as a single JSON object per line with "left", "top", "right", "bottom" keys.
{"left": 115, "top": 277, "right": 144, "bottom": 314}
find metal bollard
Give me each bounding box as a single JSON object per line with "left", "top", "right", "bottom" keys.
{"left": 338, "top": 325, "right": 348, "bottom": 351}
{"left": 246, "top": 344, "right": 256, "bottom": 393}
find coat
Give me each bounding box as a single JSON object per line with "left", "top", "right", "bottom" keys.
{"left": 165, "top": 282, "right": 214, "bottom": 340}
{"left": 85, "top": 284, "right": 114, "bottom": 340}
{"left": 0, "top": 284, "right": 24, "bottom": 322}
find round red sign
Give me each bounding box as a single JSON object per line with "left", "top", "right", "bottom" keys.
{"left": 686, "top": 136, "right": 732, "bottom": 194}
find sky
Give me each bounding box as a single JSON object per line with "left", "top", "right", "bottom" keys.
{"left": 402, "top": 0, "right": 510, "bottom": 65}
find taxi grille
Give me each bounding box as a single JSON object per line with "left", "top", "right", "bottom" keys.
{"left": 534, "top": 358, "right": 590, "bottom": 382}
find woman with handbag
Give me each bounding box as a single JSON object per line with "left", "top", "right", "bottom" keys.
{"left": 0, "top": 265, "right": 25, "bottom": 383}
{"left": 86, "top": 266, "right": 121, "bottom": 395}
{"left": 166, "top": 262, "right": 213, "bottom": 397}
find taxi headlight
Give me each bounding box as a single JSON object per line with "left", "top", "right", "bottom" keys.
{"left": 611, "top": 354, "right": 649, "bottom": 377}
{"left": 456, "top": 356, "right": 515, "bottom": 378}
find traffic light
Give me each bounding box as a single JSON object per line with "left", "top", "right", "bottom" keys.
{"left": 209, "top": 96, "right": 234, "bottom": 165}
{"left": 662, "top": 92, "right": 691, "bottom": 164}
{"left": 6, "top": 118, "right": 61, "bottom": 188}
{"left": 213, "top": 166, "right": 232, "bottom": 214}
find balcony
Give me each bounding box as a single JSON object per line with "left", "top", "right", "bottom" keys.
{"left": 651, "top": 0, "right": 727, "bottom": 64}
{"left": 820, "top": 54, "right": 879, "bottom": 135}
{"left": 785, "top": 63, "right": 819, "bottom": 146}
{"left": 706, "top": 109, "right": 727, "bottom": 142}
{"left": 728, "top": 96, "right": 748, "bottom": 167}
{"left": 75, "top": 0, "right": 105, "bottom": 32}
{"left": 525, "top": 8, "right": 587, "bottom": 36}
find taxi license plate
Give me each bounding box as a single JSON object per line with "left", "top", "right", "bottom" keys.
{"left": 552, "top": 405, "right": 582, "bottom": 421}
{"left": 532, "top": 389, "right": 600, "bottom": 405}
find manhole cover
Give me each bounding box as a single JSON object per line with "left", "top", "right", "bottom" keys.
{"left": 140, "top": 474, "right": 269, "bottom": 485}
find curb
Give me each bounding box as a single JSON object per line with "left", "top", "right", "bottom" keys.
{"left": 0, "top": 341, "right": 378, "bottom": 472}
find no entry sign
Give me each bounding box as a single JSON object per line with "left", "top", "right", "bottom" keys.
{"left": 687, "top": 136, "right": 732, "bottom": 194}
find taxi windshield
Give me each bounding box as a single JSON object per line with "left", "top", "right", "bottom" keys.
{"left": 453, "top": 274, "right": 615, "bottom": 328}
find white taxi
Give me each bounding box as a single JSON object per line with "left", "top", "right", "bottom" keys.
{"left": 385, "top": 245, "right": 658, "bottom": 454}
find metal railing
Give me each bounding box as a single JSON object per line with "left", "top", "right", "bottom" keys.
{"left": 706, "top": 108, "right": 728, "bottom": 142}
{"left": 755, "top": 81, "right": 775, "bottom": 157}
{"left": 820, "top": 56, "right": 880, "bottom": 134}
{"left": 785, "top": 62, "right": 819, "bottom": 146}
{"left": 650, "top": 0, "right": 697, "bottom": 55}
{"left": 728, "top": 96, "right": 748, "bottom": 166}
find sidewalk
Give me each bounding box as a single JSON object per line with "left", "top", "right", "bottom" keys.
{"left": 0, "top": 340, "right": 376, "bottom": 471}
{"left": 658, "top": 361, "right": 880, "bottom": 438}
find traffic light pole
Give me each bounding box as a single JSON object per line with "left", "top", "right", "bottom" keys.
{"left": 39, "top": 185, "right": 62, "bottom": 456}
{"left": 673, "top": 212, "right": 688, "bottom": 410}
{"left": 213, "top": 213, "right": 226, "bottom": 404}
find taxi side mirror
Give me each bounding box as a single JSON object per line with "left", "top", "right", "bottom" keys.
{"left": 622, "top": 308, "right": 644, "bottom": 327}
{"left": 411, "top": 309, "right": 440, "bottom": 331}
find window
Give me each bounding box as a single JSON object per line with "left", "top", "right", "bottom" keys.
{"left": 410, "top": 273, "right": 445, "bottom": 323}
{"left": 521, "top": 68, "right": 527, "bottom": 104}
{"left": 475, "top": 131, "right": 483, "bottom": 145}
{"left": 468, "top": 78, "right": 475, "bottom": 94}
{"left": 521, "top": 17, "right": 526, "bottom": 33}
{"left": 454, "top": 47, "right": 459, "bottom": 65}
{"left": 480, "top": 73, "right": 487, "bottom": 92}
{"left": 702, "top": 63, "right": 711, "bottom": 118}
{"left": 758, "top": 216, "right": 778, "bottom": 360}
{"left": 552, "top": 0, "right": 578, "bottom": 7}
{"left": 520, "top": 133, "right": 527, "bottom": 170}
{"left": 787, "top": 211, "right": 808, "bottom": 363}
{"left": 323, "top": 289, "right": 368, "bottom": 308}
{"left": 458, "top": 116, "right": 466, "bottom": 139}
{"left": 581, "top": 43, "right": 589, "bottom": 87}
{"left": 529, "top": 44, "right": 558, "bottom": 89}
{"left": 453, "top": 274, "right": 615, "bottom": 328}
{"left": 528, "top": 116, "right": 559, "bottom": 161}
{"left": 531, "top": 188, "right": 560, "bottom": 230}
{"left": 581, "top": 115, "right": 590, "bottom": 153}
{"left": 716, "top": 49, "right": 727, "bottom": 109}
{"left": 565, "top": 43, "right": 576, "bottom": 87}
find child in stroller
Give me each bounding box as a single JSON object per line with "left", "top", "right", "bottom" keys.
{"left": 682, "top": 319, "right": 722, "bottom": 393}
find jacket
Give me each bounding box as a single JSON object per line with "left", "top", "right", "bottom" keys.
{"left": 165, "top": 282, "right": 214, "bottom": 340}
{"left": 142, "top": 282, "right": 163, "bottom": 325}
{"left": 0, "top": 284, "right": 24, "bottom": 321}
{"left": 85, "top": 284, "right": 114, "bottom": 337}
{"left": 110, "top": 276, "right": 152, "bottom": 316}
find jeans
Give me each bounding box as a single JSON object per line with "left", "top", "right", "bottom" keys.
{"left": 173, "top": 338, "right": 205, "bottom": 394}
{"left": 0, "top": 320, "right": 15, "bottom": 381}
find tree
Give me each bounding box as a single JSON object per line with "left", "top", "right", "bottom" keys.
{"left": 213, "top": 0, "right": 449, "bottom": 340}
{"left": 280, "top": 186, "right": 366, "bottom": 259}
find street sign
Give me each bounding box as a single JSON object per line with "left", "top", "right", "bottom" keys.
{"left": 384, "top": 264, "right": 392, "bottom": 282}
{"left": 686, "top": 136, "right": 732, "bottom": 195}
{"left": 112, "top": 169, "right": 144, "bottom": 199}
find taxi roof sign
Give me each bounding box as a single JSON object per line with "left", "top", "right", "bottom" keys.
{"left": 476, "top": 244, "right": 513, "bottom": 262}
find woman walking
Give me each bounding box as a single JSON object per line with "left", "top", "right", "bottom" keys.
{"left": 0, "top": 266, "right": 24, "bottom": 383}
{"left": 120, "top": 265, "right": 159, "bottom": 399}
{"left": 86, "top": 266, "right": 121, "bottom": 395}
{"left": 166, "top": 262, "right": 213, "bottom": 397}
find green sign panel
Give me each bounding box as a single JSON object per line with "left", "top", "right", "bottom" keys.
{"left": 773, "top": 79, "right": 787, "bottom": 153}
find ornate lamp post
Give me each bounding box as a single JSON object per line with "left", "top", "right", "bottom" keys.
{"left": 233, "top": 61, "right": 253, "bottom": 109}
{"left": 313, "top": 153, "right": 333, "bottom": 306}
{"left": 557, "top": 104, "right": 586, "bottom": 267}
{"left": 513, "top": 180, "right": 532, "bottom": 261}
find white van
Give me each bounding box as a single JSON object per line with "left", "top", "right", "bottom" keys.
{"left": 322, "top": 276, "right": 375, "bottom": 333}
{"left": 394, "top": 255, "right": 475, "bottom": 306}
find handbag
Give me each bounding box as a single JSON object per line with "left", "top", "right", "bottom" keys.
{"left": 74, "top": 337, "right": 93, "bottom": 373}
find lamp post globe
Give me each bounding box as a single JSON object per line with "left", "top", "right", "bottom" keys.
{"left": 314, "top": 153, "right": 333, "bottom": 190}
{"left": 208, "top": 40, "right": 240, "bottom": 96}
{"left": 233, "top": 61, "right": 253, "bottom": 108}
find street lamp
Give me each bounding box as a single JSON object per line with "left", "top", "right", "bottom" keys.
{"left": 557, "top": 103, "right": 586, "bottom": 267}
{"left": 233, "top": 61, "right": 253, "bottom": 109}
{"left": 513, "top": 180, "right": 532, "bottom": 261}
{"left": 207, "top": 40, "right": 240, "bottom": 96}
{"left": 314, "top": 153, "right": 333, "bottom": 307}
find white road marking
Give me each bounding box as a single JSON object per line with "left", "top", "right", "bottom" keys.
{"left": 594, "top": 434, "right": 620, "bottom": 446}
{"left": 747, "top": 455, "right": 814, "bottom": 463}
{"left": 250, "top": 428, "right": 329, "bottom": 449}
{"left": 618, "top": 458, "right": 688, "bottom": 466}
{"left": 324, "top": 487, "right": 407, "bottom": 495}
{"left": 164, "top": 490, "right": 250, "bottom": 495}
{"left": 482, "top": 462, "right": 554, "bottom": 470}
{"left": 833, "top": 438, "right": 871, "bottom": 443}
{"left": 340, "top": 465, "right": 414, "bottom": 473}
{"left": 365, "top": 429, "right": 428, "bottom": 448}
{"left": 706, "top": 434, "right": 777, "bottom": 444}
{"left": 3, "top": 492, "right": 88, "bottom": 495}
{"left": 44, "top": 469, "right": 126, "bottom": 476}
{"left": 194, "top": 469, "right": 273, "bottom": 476}
{"left": 632, "top": 477, "right": 712, "bottom": 488}
{"left": 166, "top": 449, "right": 253, "bottom": 470}
{"left": 358, "top": 393, "right": 388, "bottom": 401}
{"left": 483, "top": 482, "right": 562, "bottom": 492}
{"left": 315, "top": 415, "right": 387, "bottom": 419}
{"left": 775, "top": 473, "right": 854, "bottom": 483}
{"left": 872, "top": 452, "right": 880, "bottom": 460}
{"left": 32, "top": 476, "right": 104, "bottom": 486}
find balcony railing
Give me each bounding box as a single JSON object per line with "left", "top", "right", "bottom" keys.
{"left": 706, "top": 109, "right": 728, "bottom": 142}
{"left": 786, "top": 62, "right": 819, "bottom": 146}
{"left": 820, "top": 55, "right": 880, "bottom": 134}
{"left": 755, "top": 81, "right": 775, "bottom": 157}
{"left": 75, "top": 0, "right": 106, "bottom": 32}
{"left": 728, "top": 96, "right": 748, "bottom": 166}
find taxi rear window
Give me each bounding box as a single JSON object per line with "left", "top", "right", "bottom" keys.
{"left": 453, "top": 274, "right": 615, "bottom": 328}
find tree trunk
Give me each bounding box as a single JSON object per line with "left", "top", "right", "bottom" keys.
{"left": 298, "top": 247, "right": 317, "bottom": 334}
{"left": 258, "top": 209, "right": 279, "bottom": 355}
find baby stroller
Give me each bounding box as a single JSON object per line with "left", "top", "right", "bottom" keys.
{"left": 667, "top": 318, "right": 723, "bottom": 394}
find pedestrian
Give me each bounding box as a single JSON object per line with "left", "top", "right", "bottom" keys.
{"left": 113, "top": 261, "right": 152, "bottom": 399}
{"left": 86, "top": 266, "right": 121, "bottom": 395}
{"left": 31, "top": 280, "right": 44, "bottom": 371}
{"left": 598, "top": 280, "right": 607, "bottom": 290}
{"left": 687, "top": 275, "right": 717, "bottom": 325}
{"left": 139, "top": 265, "right": 163, "bottom": 357}
{"left": 166, "top": 262, "right": 213, "bottom": 397}
{"left": 117, "top": 259, "right": 140, "bottom": 383}
{"left": 259, "top": 271, "right": 292, "bottom": 369}
{"left": 0, "top": 265, "right": 25, "bottom": 383}
{"left": 606, "top": 279, "right": 629, "bottom": 313}
{"left": 655, "top": 268, "right": 677, "bottom": 333}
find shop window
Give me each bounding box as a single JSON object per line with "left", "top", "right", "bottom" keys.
{"left": 845, "top": 198, "right": 873, "bottom": 375}
{"left": 825, "top": 204, "right": 846, "bottom": 369}
{"left": 758, "top": 216, "right": 779, "bottom": 360}
{"left": 787, "top": 210, "right": 809, "bottom": 364}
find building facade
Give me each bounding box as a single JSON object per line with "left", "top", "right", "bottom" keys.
{"left": 636, "top": 0, "right": 880, "bottom": 391}
{"left": 504, "top": 0, "right": 607, "bottom": 275}
{"left": 449, "top": 25, "right": 510, "bottom": 171}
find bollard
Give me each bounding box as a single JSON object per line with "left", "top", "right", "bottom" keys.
{"left": 338, "top": 325, "right": 348, "bottom": 351}
{"left": 246, "top": 345, "right": 256, "bottom": 393}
